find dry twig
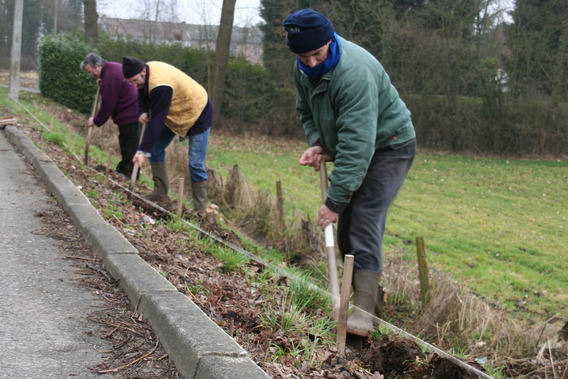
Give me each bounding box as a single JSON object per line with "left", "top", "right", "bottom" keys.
{"left": 97, "top": 337, "right": 160, "bottom": 374}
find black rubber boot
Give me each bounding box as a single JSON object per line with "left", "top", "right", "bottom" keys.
{"left": 143, "top": 162, "right": 169, "bottom": 202}
{"left": 347, "top": 270, "right": 381, "bottom": 337}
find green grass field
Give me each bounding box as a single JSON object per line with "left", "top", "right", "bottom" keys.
{"left": 207, "top": 133, "right": 568, "bottom": 323}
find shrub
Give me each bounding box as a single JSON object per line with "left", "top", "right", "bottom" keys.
{"left": 38, "top": 33, "right": 98, "bottom": 114}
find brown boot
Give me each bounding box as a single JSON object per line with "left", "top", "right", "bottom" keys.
{"left": 347, "top": 270, "right": 381, "bottom": 337}
{"left": 143, "top": 162, "right": 169, "bottom": 202}
{"left": 191, "top": 181, "right": 208, "bottom": 216}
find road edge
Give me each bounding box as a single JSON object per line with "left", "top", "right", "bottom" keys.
{"left": 4, "top": 124, "right": 269, "bottom": 379}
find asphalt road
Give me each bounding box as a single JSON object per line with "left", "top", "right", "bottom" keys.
{"left": 0, "top": 129, "right": 112, "bottom": 378}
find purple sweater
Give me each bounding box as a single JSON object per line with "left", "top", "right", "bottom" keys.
{"left": 93, "top": 62, "right": 139, "bottom": 126}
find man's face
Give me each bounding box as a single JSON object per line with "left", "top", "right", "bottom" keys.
{"left": 126, "top": 68, "right": 146, "bottom": 89}
{"left": 84, "top": 64, "right": 102, "bottom": 79}
{"left": 297, "top": 41, "right": 331, "bottom": 69}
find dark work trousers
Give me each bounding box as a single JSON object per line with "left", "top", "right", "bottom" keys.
{"left": 116, "top": 122, "right": 142, "bottom": 177}
{"left": 336, "top": 138, "right": 416, "bottom": 276}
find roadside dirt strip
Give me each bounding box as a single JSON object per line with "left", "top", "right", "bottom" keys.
{"left": 4, "top": 124, "right": 269, "bottom": 379}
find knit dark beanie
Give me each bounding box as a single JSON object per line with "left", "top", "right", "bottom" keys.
{"left": 122, "top": 56, "right": 145, "bottom": 79}
{"left": 283, "top": 9, "right": 335, "bottom": 54}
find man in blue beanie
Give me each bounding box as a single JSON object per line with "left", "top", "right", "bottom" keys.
{"left": 283, "top": 9, "right": 417, "bottom": 337}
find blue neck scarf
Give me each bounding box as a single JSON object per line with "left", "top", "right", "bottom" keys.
{"left": 297, "top": 33, "right": 341, "bottom": 79}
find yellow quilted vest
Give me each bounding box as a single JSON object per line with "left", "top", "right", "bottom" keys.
{"left": 147, "top": 61, "right": 208, "bottom": 136}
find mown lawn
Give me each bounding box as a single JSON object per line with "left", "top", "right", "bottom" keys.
{"left": 207, "top": 133, "right": 568, "bottom": 322}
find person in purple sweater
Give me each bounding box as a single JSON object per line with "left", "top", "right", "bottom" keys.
{"left": 80, "top": 53, "right": 142, "bottom": 178}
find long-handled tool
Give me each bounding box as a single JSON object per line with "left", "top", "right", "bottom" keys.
{"left": 320, "top": 155, "right": 341, "bottom": 321}
{"left": 84, "top": 87, "right": 100, "bottom": 166}
{"left": 129, "top": 123, "right": 147, "bottom": 194}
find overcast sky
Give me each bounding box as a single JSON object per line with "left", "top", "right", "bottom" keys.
{"left": 97, "top": 0, "right": 515, "bottom": 28}
{"left": 97, "top": 0, "right": 263, "bottom": 27}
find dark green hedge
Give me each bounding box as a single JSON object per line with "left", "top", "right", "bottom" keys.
{"left": 37, "top": 33, "right": 300, "bottom": 135}
{"left": 405, "top": 94, "right": 568, "bottom": 156}
{"left": 37, "top": 33, "right": 567, "bottom": 156}
{"left": 38, "top": 33, "right": 98, "bottom": 114}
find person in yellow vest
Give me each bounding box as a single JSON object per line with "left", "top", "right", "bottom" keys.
{"left": 122, "top": 56, "right": 215, "bottom": 216}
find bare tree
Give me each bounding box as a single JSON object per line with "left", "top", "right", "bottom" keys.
{"left": 210, "top": 0, "right": 236, "bottom": 115}
{"left": 84, "top": 0, "right": 98, "bottom": 42}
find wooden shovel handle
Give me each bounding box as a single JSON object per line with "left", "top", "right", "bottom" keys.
{"left": 129, "top": 123, "right": 147, "bottom": 191}
{"left": 319, "top": 154, "right": 340, "bottom": 320}
{"left": 84, "top": 87, "right": 100, "bottom": 166}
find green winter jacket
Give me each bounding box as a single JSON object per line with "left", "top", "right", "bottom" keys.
{"left": 294, "top": 36, "right": 416, "bottom": 208}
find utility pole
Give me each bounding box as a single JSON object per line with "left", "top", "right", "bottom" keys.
{"left": 9, "top": 0, "right": 24, "bottom": 101}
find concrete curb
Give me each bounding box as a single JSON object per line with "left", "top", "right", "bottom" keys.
{"left": 4, "top": 125, "right": 269, "bottom": 379}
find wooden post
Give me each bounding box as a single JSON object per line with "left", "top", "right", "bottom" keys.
{"left": 67, "top": 127, "right": 72, "bottom": 150}
{"left": 336, "top": 254, "right": 354, "bottom": 354}
{"left": 416, "top": 236, "right": 431, "bottom": 307}
{"left": 106, "top": 149, "right": 111, "bottom": 179}
{"left": 276, "top": 180, "right": 285, "bottom": 228}
{"left": 50, "top": 118, "right": 54, "bottom": 131}
{"left": 130, "top": 162, "right": 139, "bottom": 193}
{"left": 177, "top": 177, "right": 185, "bottom": 218}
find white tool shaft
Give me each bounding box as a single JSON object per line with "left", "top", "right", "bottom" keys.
{"left": 325, "top": 224, "right": 334, "bottom": 247}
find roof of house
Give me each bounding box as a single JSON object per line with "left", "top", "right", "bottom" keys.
{"left": 99, "top": 16, "right": 263, "bottom": 45}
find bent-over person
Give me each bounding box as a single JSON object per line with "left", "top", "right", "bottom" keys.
{"left": 122, "top": 56, "right": 215, "bottom": 216}
{"left": 283, "top": 9, "right": 417, "bottom": 337}
{"left": 80, "top": 53, "right": 142, "bottom": 178}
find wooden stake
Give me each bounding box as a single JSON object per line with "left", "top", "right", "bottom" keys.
{"left": 106, "top": 149, "right": 111, "bottom": 179}
{"left": 50, "top": 118, "right": 53, "bottom": 131}
{"left": 416, "top": 236, "right": 431, "bottom": 307}
{"left": 336, "top": 254, "right": 354, "bottom": 354}
{"left": 177, "top": 177, "right": 185, "bottom": 218}
{"left": 276, "top": 180, "right": 285, "bottom": 228}
{"left": 128, "top": 161, "right": 139, "bottom": 204}
{"left": 68, "top": 127, "right": 72, "bottom": 149}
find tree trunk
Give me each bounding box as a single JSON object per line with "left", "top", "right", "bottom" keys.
{"left": 210, "top": 0, "right": 236, "bottom": 118}
{"left": 83, "top": 0, "right": 98, "bottom": 43}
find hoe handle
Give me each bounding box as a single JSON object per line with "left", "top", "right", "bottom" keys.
{"left": 129, "top": 123, "right": 147, "bottom": 192}
{"left": 319, "top": 155, "right": 340, "bottom": 320}
{"left": 84, "top": 87, "right": 100, "bottom": 166}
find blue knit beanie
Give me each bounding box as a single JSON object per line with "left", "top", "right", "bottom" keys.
{"left": 283, "top": 9, "right": 335, "bottom": 54}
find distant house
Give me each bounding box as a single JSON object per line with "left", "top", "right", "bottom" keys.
{"left": 99, "top": 16, "right": 263, "bottom": 65}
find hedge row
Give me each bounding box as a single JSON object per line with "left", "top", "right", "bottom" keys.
{"left": 38, "top": 33, "right": 98, "bottom": 114}
{"left": 37, "top": 33, "right": 567, "bottom": 156}
{"left": 37, "top": 33, "right": 302, "bottom": 137}
{"left": 406, "top": 94, "right": 568, "bottom": 157}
